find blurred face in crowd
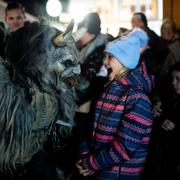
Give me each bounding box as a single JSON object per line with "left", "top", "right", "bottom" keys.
{"left": 5, "top": 8, "right": 26, "bottom": 32}
{"left": 104, "top": 53, "right": 128, "bottom": 81}
{"left": 161, "top": 21, "right": 175, "bottom": 41}
{"left": 131, "top": 16, "right": 145, "bottom": 30}
{"left": 172, "top": 70, "right": 180, "bottom": 94}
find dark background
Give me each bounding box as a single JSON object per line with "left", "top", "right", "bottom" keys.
{"left": 4, "top": 0, "right": 70, "bottom": 18}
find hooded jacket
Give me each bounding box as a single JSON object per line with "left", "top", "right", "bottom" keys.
{"left": 80, "top": 62, "right": 154, "bottom": 179}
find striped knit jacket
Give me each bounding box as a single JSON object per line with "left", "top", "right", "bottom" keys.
{"left": 79, "top": 63, "right": 154, "bottom": 179}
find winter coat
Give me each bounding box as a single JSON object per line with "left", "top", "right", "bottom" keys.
{"left": 80, "top": 62, "right": 154, "bottom": 179}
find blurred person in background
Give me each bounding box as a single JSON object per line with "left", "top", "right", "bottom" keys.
{"left": 3, "top": 2, "right": 29, "bottom": 59}
{"left": 74, "top": 11, "right": 109, "bottom": 156}
{"left": 74, "top": 12, "right": 109, "bottom": 169}
{"left": 4, "top": 2, "right": 27, "bottom": 33}
{"left": 158, "top": 19, "right": 177, "bottom": 66}
{"left": 160, "top": 18, "right": 177, "bottom": 42}
{"left": 161, "top": 30, "right": 180, "bottom": 75}
{"left": 131, "top": 12, "right": 160, "bottom": 79}
{"left": 76, "top": 12, "right": 108, "bottom": 64}
{"left": 131, "top": 12, "right": 159, "bottom": 49}
{"left": 146, "top": 62, "right": 180, "bottom": 180}
{"left": 75, "top": 12, "right": 109, "bottom": 113}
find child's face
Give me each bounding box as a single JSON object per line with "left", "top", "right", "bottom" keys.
{"left": 172, "top": 70, "right": 180, "bottom": 94}
{"left": 104, "top": 53, "right": 127, "bottom": 81}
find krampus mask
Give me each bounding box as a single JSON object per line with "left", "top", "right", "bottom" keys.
{"left": 0, "top": 20, "right": 85, "bottom": 171}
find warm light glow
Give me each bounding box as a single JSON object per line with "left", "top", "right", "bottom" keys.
{"left": 46, "top": 0, "right": 62, "bottom": 17}
{"left": 68, "top": 2, "right": 89, "bottom": 23}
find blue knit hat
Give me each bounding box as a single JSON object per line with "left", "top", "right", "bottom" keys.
{"left": 105, "top": 28, "right": 148, "bottom": 69}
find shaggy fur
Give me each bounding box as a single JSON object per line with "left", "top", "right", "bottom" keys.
{"left": 0, "top": 22, "right": 80, "bottom": 172}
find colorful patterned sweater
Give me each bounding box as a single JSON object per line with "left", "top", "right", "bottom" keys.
{"left": 79, "top": 63, "right": 154, "bottom": 179}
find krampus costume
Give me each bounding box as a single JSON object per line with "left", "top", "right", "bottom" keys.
{"left": 0, "top": 21, "right": 85, "bottom": 179}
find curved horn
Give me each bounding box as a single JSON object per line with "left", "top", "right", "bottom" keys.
{"left": 63, "top": 19, "right": 74, "bottom": 37}
{"left": 53, "top": 32, "right": 63, "bottom": 45}
{"left": 53, "top": 19, "right": 75, "bottom": 45}
{"left": 72, "top": 27, "right": 87, "bottom": 42}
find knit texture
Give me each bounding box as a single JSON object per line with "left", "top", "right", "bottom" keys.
{"left": 105, "top": 28, "right": 148, "bottom": 69}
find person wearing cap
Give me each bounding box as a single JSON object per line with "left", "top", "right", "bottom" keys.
{"left": 76, "top": 28, "right": 154, "bottom": 179}
{"left": 76, "top": 12, "right": 108, "bottom": 64}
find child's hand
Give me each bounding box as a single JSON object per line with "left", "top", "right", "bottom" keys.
{"left": 153, "top": 101, "right": 162, "bottom": 117}
{"left": 76, "top": 160, "right": 95, "bottom": 176}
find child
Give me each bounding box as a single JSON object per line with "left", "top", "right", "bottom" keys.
{"left": 76, "top": 28, "right": 154, "bottom": 179}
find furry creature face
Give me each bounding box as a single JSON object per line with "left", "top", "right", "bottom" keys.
{"left": 6, "top": 21, "right": 81, "bottom": 126}
{"left": 6, "top": 22, "right": 80, "bottom": 90}
{"left": 0, "top": 21, "right": 83, "bottom": 171}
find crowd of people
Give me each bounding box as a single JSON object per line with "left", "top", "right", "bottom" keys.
{"left": 0, "top": 1, "right": 180, "bottom": 180}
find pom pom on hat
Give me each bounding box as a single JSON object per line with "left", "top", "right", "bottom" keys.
{"left": 128, "top": 27, "right": 148, "bottom": 48}
{"left": 105, "top": 28, "right": 148, "bottom": 69}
